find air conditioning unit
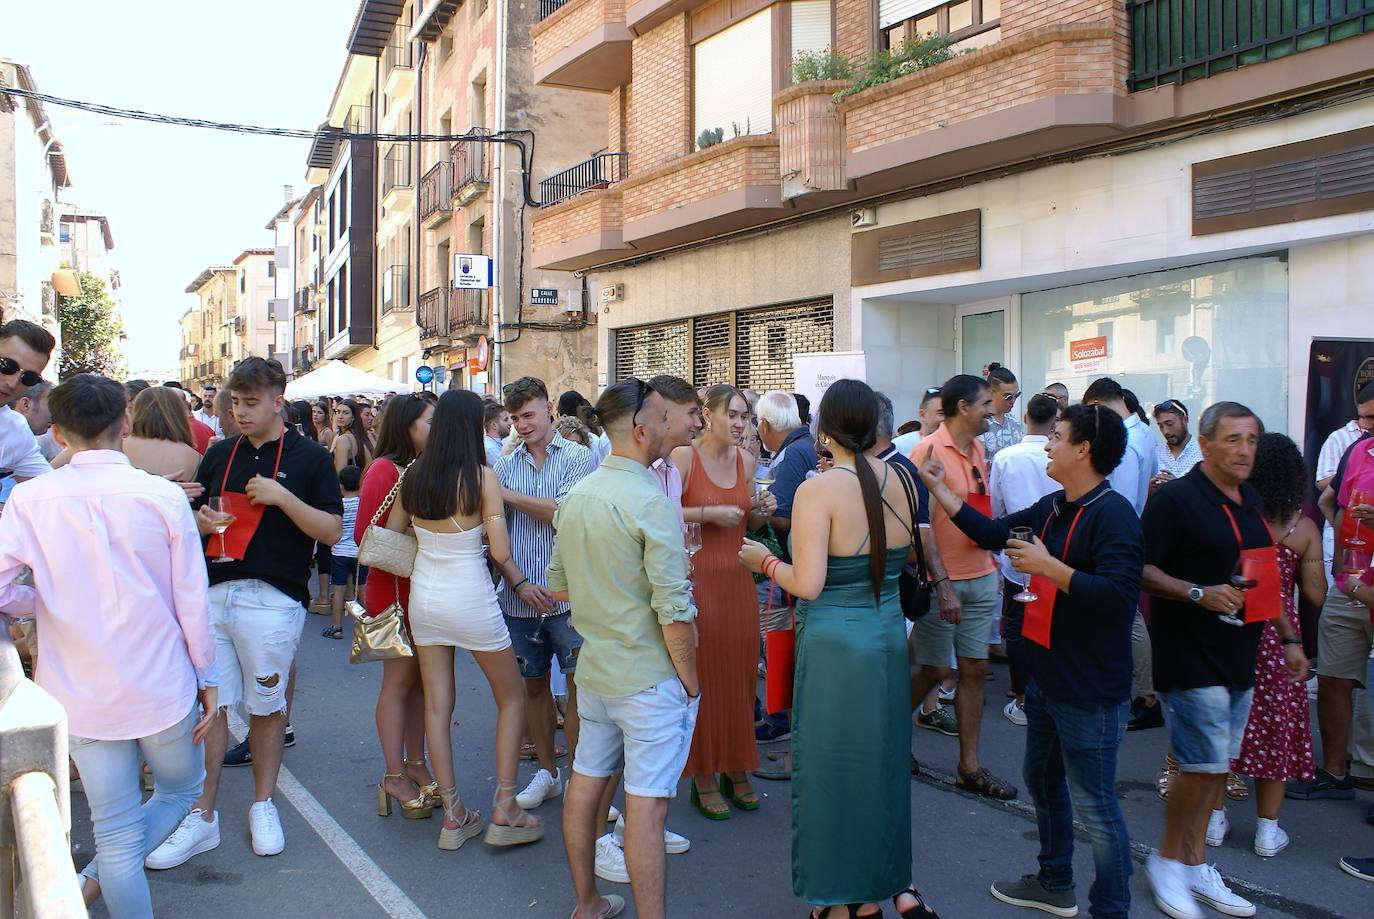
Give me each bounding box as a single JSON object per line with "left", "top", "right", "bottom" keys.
{"left": 851, "top": 207, "right": 878, "bottom": 230}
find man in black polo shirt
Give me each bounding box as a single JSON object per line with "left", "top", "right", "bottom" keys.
{"left": 920, "top": 403, "right": 1141, "bottom": 919}
{"left": 147, "top": 358, "right": 342, "bottom": 868}
{"left": 1141, "top": 402, "right": 1306, "bottom": 919}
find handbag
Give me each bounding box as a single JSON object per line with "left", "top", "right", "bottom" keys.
{"left": 350, "top": 581, "right": 414, "bottom": 663}
{"left": 763, "top": 576, "right": 794, "bottom": 715}
{"left": 892, "top": 464, "right": 934, "bottom": 622}
{"left": 357, "top": 463, "right": 418, "bottom": 578}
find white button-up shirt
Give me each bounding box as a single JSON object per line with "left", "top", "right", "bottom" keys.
{"left": 0, "top": 450, "right": 214, "bottom": 740}
{"left": 1156, "top": 434, "right": 1203, "bottom": 479}
{"left": 1319, "top": 420, "right": 1365, "bottom": 482}
{"left": 0, "top": 405, "right": 50, "bottom": 480}
{"left": 990, "top": 435, "right": 1057, "bottom": 586}
{"left": 1108, "top": 413, "right": 1157, "bottom": 516}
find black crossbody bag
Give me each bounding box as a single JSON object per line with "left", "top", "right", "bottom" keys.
{"left": 892, "top": 464, "right": 934, "bottom": 622}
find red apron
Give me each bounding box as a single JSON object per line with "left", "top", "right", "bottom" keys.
{"left": 1221, "top": 505, "right": 1281, "bottom": 623}
{"left": 763, "top": 577, "right": 794, "bottom": 715}
{"left": 1022, "top": 507, "right": 1085, "bottom": 649}
{"left": 205, "top": 428, "right": 286, "bottom": 562}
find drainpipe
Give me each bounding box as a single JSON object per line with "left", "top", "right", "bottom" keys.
{"left": 490, "top": 0, "right": 509, "bottom": 393}
{"left": 415, "top": 39, "right": 426, "bottom": 387}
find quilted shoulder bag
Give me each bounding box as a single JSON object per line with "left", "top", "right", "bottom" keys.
{"left": 357, "top": 462, "right": 418, "bottom": 578}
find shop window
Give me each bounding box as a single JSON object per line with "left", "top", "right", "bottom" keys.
{"left": 1019, "top": 254, "right": 1289, "bottom": 433}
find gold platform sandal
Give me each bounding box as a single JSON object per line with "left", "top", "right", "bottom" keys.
{"left": 437, "top": 786, "right": 483, "bottom": 851}
{"left": 377, "top": 773, "right": 432, "bottom": 819}
{"left": 483, "top": 780, "right": 544, "bottom": 847}
{"left": 405, "top": 759, "right": 442, "bottom": 809}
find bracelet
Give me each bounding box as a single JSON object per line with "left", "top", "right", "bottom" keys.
{"left": 513, "top": 578, "right": 530, "bottom": 591}
{"left": 761, "top": 555, "right": 781, "bottom": 579}
{"left": 932, "top": 576, "right": 949, "bottom": 586}
{"left": 1281, "top": 637, "right": 1303, "bottom": 646}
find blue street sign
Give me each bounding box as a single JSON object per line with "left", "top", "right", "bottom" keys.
{"left": 415, "top": 365, "right": 435, "bottom": 384}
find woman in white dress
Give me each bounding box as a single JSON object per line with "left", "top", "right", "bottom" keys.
{"left": 387, "top": 389, "right": 543, "bottom": 851}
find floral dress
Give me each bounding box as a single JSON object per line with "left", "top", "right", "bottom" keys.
{"left": 1231, "top": 524, "right": 1316, "bottom": 782}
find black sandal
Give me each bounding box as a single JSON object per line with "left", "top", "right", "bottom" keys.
{"left": 322, "top": 626, "right": 343, "bottom": 640}
{"left": 955, "top": 766, "right": 1018, "bottom": 801}
{"left": 892, "top": 886, "right": 942, "bottom": 919}
{"left": 808, "top": 907, "right": 876, "bottom": 919}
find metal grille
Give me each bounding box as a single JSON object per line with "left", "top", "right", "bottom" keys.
{"left": 613, "top": 320, "right": 689, "bottom": 382}
{"left": 734, "top": 299, "right": 834, "bottom": 392}
{"left": 691, "top": 315, "right": 732, "bottom": 388}
{"left": 1194, "top": 141, "right": 1374, "bottom": 220}
{"left": 878, "top": 219, "right": 979, "bottom": 272}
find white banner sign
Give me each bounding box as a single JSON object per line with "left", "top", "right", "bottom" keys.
{"left": 792, "top": 351, "right": 867, "bottom": 413}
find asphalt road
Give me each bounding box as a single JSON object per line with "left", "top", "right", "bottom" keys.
{"left": 70, "top": 624, "right": 1371, "bottom": 918}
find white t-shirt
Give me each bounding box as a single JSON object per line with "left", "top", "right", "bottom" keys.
{"left": 892, "top": 430, "right": 923, "bottom": 460}
{"left": 0, "top": 406, "right": 51, "bottom": 480}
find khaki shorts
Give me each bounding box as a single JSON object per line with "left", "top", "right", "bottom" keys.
{"left": 911, "top": 571, "right": 999, "bottom": 667}
{"left": 1316, "top": 590, "right": 1374, "bottom": 686}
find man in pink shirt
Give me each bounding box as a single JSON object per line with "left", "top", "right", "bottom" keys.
{"left": 0, "top": 374, "right": 215, "bottom": 917}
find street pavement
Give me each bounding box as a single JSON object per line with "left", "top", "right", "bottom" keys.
{"left": 71, "top": 624, "right": 1370, "bottom": 918}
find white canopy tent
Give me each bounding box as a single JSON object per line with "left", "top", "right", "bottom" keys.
{"left": 284, "top": 360, "right": 404, "bottom": 400}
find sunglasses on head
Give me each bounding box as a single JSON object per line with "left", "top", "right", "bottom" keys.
{"left": 1156, "top": 399, "right": 1188, "bottom": 417}
{"left": 0, "top": 358, "right": 42, "bottom": 388}
{"left": 626, "top": 377, "right": 649, "bottom": 428}
{"left": 925, "top": 387, "right": 941, "bottom": 395}
{"left": 1002, "top": 390, "right": 1021, "bottom": 403}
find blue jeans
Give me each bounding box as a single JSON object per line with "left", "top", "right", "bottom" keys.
{"left": 69, "top": 707, "right": 204, "bottom": 918}
{"left": 1022, "top": 683, "right": 1132, "bottom": 919}
{"left": 1002, "top": 577, "right": 1029, "bottom": 696}
{"left": 506, "top": 612, "right": 581, "bottom": 679}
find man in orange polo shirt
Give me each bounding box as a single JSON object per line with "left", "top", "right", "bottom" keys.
{"left": 909, "top": 373, "right": 1018, "bottom": 800}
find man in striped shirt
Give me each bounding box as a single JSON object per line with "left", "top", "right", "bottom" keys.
{"left": 495, "top": 377, "right": 595, "bottom": 813}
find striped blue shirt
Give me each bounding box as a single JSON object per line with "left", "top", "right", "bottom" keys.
{"left": 495, "top": 432, "right": 594, "bottom": 618}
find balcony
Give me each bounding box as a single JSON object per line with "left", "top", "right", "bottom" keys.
{"left": 1130, "top": 0, "right": 1374, "bottom": 90}
{"left": 532, "top": 0, "right": 632, "bottom": 91}
{"left": 419, "top": 161, "right": 453, "bottom": 227}
{"left": 295, "top": 286, "right": 315, "bottom": 315}
{"left": 382, "top": 265, "right": 411, "bottom": 314}
{"left": 381, "top": 145, "right": 413, "bottom": 204}
{"left": 451, "top": 133, "right": 491, "bottom": 206}
{"left": 343, "top": 104, "right": 372, "bottom": 135}
{"left": 532, "top": 186, "right": 632, "bottom": 270}
{"left": 540, "top": 152, "right": 628, "bottom": 206}
{"left": 418, "top": 287, "right": 489, "bottom": 345}
{"left": 621, "top": 135, "right": 786, "bottom": 250}
{"left": 383, "top": 41, "right": 415, "bottom": 97}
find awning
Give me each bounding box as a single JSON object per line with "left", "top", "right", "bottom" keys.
{"left": 50, "top": 269, "right": 81, "bottom": 297}
{"left": 284, "top": 359, "right": 404, "bottom": 400}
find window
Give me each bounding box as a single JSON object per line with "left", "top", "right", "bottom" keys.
{"left": 267, "top": 260, "right": 276, "bottom": 278}
{"left": 59, "top": 224, "right": 71, "bottom": 243}
{"left": 879, "top": 0, "right": 999, "bottom": 49}
{"left": 791, "top": 1, "right": 832, "bottom": 61}
{"left": 240, "top": 273, "right": 246, "bottom": 293}
{"left": 693, "top": 8, "right": 773, "bottom": 147}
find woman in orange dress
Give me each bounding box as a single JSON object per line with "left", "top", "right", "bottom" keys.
{"left": 674, "top": 384, "right": 775, "bottom": 818}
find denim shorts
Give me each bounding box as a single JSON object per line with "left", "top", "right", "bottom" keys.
{"left": 1161, "top": 685, "right": 1254, "bottom": 774}
{"left": 209, "top": 580, "right": 305, "bottom": 716}
{"left": 329, "top": 555, "right": 358, "bottom": 587}
{"left": 506, "top": 612, "right": 581, "bottom": 679}
{"left": 574, "top": 677, "right": 700, "bottom": 798}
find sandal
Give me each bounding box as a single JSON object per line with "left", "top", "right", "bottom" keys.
{"left": 955, "top": 767, "right": 1018, "bottom": 801}
{"left": 405, "top": 759, "right": 442, "bottom": 809}
{"left": 1156, "top": 753, "right": 1179, "bottom": 801}
{"left": 483, "top": 780, "right": 543, "bottom": 847}
{"left": 719, "top": 773, "right": 759, "bottom": 810}
{"left": 520, "top": 742, "right": 567, "bottom": 761}
{"left": 1226, "top": 771, "right": 1250, "bottom": 801}
{"left": 690, "top": 782, "right": 731, "bottom": 820}
{"left": 893, "top": 885, "right": 942, "bottom": 919}
{"left": 322, "top": 626, "right": 343, "bottom": 639}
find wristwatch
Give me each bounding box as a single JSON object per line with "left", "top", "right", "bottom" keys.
{"left": 1187, "top": 585, "right": 1205, "bottom": 603}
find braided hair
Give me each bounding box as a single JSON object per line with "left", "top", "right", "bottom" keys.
{"left": 817, "top": 379, "right": 887, "bottom": 604}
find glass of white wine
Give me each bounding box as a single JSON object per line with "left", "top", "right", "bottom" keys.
{"left": 684, "top": 522, "right": 703, "bottom": 574}
{"left": 208, "top": 496, "right": 236, "bottom": 563}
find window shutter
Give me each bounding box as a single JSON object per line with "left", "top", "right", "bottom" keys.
{"left": 693, "top": 9, "right": 773, "bottom": 143}
{"left": 878, "top": 0, "right": 942, "bottom": 30}
{"left": 791, "top": 1, "right": 831, "bottom": 57}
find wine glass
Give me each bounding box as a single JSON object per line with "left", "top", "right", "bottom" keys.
{"left": 1348, "top": 488, "right": 1369, "bottom": 548}
{"left": 207, "top": 497, "right": 236, "bottom": 563}
{"left": 754, "top": 468, "right": 775, "bottom": 495}
{"left": 1344, "top": 548, "right": 1371, "bottom": 609}
{"left": 1008, "top": 527, "right": 1038, "bottom": 603}
{"left": 684, "top": 522, "right": 703, "bottom": 575}
{"left": 1222, "top": 556, "right": 1261, "bottom": 625}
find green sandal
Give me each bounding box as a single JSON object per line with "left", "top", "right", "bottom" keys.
{"left": 719, "top": 773, "right": 759, "bottom": 811}
{"left": 689, "top": 783, "right": 731, "bottom": 820}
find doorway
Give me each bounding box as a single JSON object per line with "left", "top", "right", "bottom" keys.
{"left": 956, "top": 303, "right": 1007, "bottom": 377}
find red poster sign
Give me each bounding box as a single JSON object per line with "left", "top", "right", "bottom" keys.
{"left": 1069, "top": 336, "right": 1108, "bottom": 362}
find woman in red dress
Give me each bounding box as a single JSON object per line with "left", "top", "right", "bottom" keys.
{"left": 1228, "top": 433, "right": 1322, "bottom": 857}
{"left": 357, "top": 394, "right": 438, "bottom": 819}
{"left": 674, "top": 384, "right": 774, "bottom": 818}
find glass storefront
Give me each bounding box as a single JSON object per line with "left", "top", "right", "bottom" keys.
{"left": 1019, "top": 254, "right": 1289, "bottom": 432}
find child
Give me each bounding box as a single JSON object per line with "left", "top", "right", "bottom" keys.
{"left": 326, "top": 464, "right": 362, "bottom": 639}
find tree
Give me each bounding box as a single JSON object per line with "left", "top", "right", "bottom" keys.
{"left": 57, "top": 272, "right": 125, "bottom": 380}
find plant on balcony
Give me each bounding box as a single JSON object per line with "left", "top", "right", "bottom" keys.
{"left": 836, "top": 34, "right": 957, "bottom": 100}
{"left": 697, "top": 127, "right": 725, "bottom": 150}
{"left": 791, "top": 48, "right": 854, "bottom": 83}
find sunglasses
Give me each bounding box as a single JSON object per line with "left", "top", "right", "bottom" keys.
{"left": 925, "top": 387, "right": 941, "bottom": 395}
{"left": 627, "top": 377, "right": 649, "bottom": 428}
{"left": 0, "top": 358, "right": 42, "bottom": 388}
{"left": 1156, "top": 399, "right": 1188, "bottom": 417}
{"left": 1001, "top": 391, "right": 1021, "bottom": 403}
{"left": 971, "top": 465, "right": 987, "bottom": 495}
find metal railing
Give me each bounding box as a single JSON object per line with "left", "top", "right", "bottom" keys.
{"left": 382, "top": 265, "right": 411, "bottom": 314}
{"left": 381, "top": 145, "right": 413, "bottom": 197}
{"left": 295, "top": 287, "right": 315, "bottom": 314}
{"left": 342, "top": 103, "right": 372, "bottom": 135}
{"left": 451, "top": 130, "right": 491, "bottom": 199}
{"left": 539, "top": 152, "right": 629, "bottom": 207}
{"left": 0, "top": 632, "right": 84, "bottom": 917}
{"left": 419, "top": 162, "right": 453, "bottom": 223}
{"left": 418, "top": 287, "right": 487, "bottom": 339}
{"left": 539, "top": 0, "right": 569, "bottom": 18}
{"left": 384, "top": 41, "right": 414, "bottom": 76}
{"left": 450, "top": 288, "right": 486, "bottom": 332}
{"left": 1129, "top": 0, "right": 1374, "bottom": 90}
{"left": 418, "top": 287, "right": 451, "bottom": 339}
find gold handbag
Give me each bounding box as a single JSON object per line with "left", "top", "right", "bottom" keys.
{"left": 350, "top": 581, "right": 414, "bottom": 663}
{"left": 357, "top": 463, "right": 418, "bottom": 577}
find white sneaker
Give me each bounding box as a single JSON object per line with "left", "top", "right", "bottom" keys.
{"left": 938, "top": 684, "right": 957, "bottom": 704}
{"left": 1254, "top": 818, "right": 1289, "bottom": 858}
{"left": 1003, "top": 698, "right": 1027, "bottom": 726}
{"left": 594, "top": 834, "right": 630, "bottom": 884}
{"left": 146, "top": 808, "right": 220, "bottom": 869}
{"left": 613, "top": 815, "right": 690, "bottom": 854}
{"left": 1187, "top": 863, "right": 1255, "bottom": 917}
{"left": 1205, "top": 808, "right": 1229, "bottom": 847}
{"left": 515, "top": 768, "right": 563, "bottom": 810}
{"left": 249, "top": 799, "right": 285, "bottom": 856}
{"left": 606, "top": 804, "right": 621, "bottom": 824}
{"left": 1146, "top": 852, "right": 1202, "bottom": 919}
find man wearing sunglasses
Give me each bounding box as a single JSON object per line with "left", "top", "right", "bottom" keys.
{"left": 981, "top": 363, "right": 1024, "bottom": 461}
{"left": 0, "top": 320, "right": 57, "bottom": 484}
{"left": 1152, "top": 399, "right": 1202, "bottom": 490}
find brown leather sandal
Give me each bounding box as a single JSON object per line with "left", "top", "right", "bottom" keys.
{"left": 955, "top": 766, "right": 1018, "bottom": 801}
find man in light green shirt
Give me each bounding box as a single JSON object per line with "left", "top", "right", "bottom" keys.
{"left": 548, "top": 378, "right": 699, "bottom": 919}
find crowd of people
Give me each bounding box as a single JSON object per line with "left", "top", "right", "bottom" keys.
{"left": 0, "top": 312, "right": 1371, "bottom": 918}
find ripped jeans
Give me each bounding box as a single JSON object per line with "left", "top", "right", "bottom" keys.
{"left": 208, "top": 580, "right": 305, "bottom": 716}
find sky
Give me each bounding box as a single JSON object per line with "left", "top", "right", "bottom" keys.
{"left": 7, "top": 0, "right": 360, "bottom": 376}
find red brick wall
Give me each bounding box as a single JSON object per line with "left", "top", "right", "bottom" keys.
{"left": 532, "top": 190, "right": 623, "bottom": 250}
{"left": 533, "top": 0, "right": 626, "bottom": 69}
{"left": 621, "top": 136, "right": 779, "bottom": 223}
{"left": 627, "top": 15, "right": 691, "bottom": 173}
